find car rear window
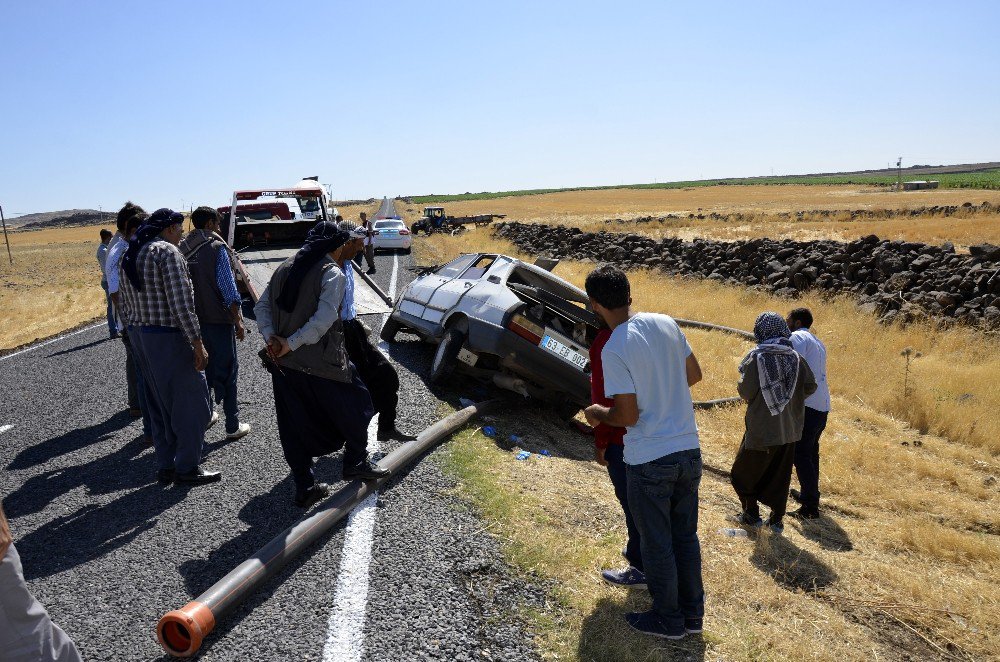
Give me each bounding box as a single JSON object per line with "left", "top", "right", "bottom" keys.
{"left": 375, "top": 221, "right": 404, "bottom": 229}
{"left": 437, "top": 254, "right": 478, "bottom": 278}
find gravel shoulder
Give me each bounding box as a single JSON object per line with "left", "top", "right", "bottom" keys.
{"left": 0, "top": 248, "right": 542, "bottom": 661}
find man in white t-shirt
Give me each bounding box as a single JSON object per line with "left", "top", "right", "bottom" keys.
{"left": 582, "top": 265, "right": 705, "bottom": 641}
{"left": 786, "top": 308, "right": 831, "bottom": 520}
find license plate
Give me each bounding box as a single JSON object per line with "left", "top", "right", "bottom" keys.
{"left": 458, "top": 348, "right": 478, "bottom": 366}
{"left": 540, "top": 334, "right": 588, "bottom": 370}
{"left": 382, "top": 230, "right": 398, "bottom": 236}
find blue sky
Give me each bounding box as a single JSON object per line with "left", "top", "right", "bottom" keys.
{"left": 1, "top": 0, "right": 998, "bottom": 216}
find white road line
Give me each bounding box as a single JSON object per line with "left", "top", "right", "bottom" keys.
{"left": 0, "top": 323, "right": 104, "bottom": 362}
{"left": 322, "top": 251, "right": 399, "bottom": 662}
{"left": 0, "top": 425, "right": 13, "bottom": 434}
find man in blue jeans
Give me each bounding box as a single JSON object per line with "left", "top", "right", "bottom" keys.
{"left": 584, "top": 265, "right": 705, "bottom": 640}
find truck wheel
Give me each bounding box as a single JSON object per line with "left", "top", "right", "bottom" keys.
{"left": 380, "top": 317, "right": 402, "bottom": 343}
{"left": 410, "top": 223, "right": 422, "bottom": 235}
{"left": 430, "top": 328, "right": 465, "bottom": 384}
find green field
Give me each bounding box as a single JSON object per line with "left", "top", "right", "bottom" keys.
{"left": 407, "top": 168, "right": 1000, "bottom": 203}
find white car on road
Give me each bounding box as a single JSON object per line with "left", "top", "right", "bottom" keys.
{"left": 372, "top": 218, "right": 412, "bottom": 254}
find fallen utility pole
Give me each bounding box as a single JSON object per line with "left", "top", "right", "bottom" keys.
{"left": 156, "top": 400, "right": 497, "bottom": 658}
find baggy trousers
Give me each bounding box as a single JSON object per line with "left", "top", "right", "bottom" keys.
{"left": 344, "top": 318, "right": 399, "bottom": 430}
{"left": 271, "top": 365, "right": 375, "bottom": 494}
{"left": 604, "top": 443, "right": 644, "bottom": 572}
{"left": 730, "top": 441, "right": 796, "bottom": 522}
{"left": 0, "top": 544, "right": 82, "bottom": 662}
{"left": 626, "top": 449, "right": 704, "bottom": 630}
{"left": 121, "top": 331, "right": 151, "bottom": 437}
{"left": 131, "top": 327, "right": 212, "bottom": 474}
{"left": 793, "top": 407, "right": 828, "bottom": 509}
{"left": 201, "top": 323, "right": 240, "bottom": 434}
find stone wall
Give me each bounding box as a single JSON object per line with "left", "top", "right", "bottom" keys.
{"left": 494, "top": 222, "right": 1000, "bottom": 331}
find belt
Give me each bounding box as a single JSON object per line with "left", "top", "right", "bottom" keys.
{"left": 139, "top": 325, "right": 181, "bottom": 334}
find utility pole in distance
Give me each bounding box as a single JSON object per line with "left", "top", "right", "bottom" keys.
{"left": 896, "top": 157, "right": 902, "bottom": 191}
{"left": 0, "top": 205, "right": 12, "bottom": 264}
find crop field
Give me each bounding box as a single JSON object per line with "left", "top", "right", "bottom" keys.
{"left": 408, "top": 169, "right": 1000, "bottom": 204}
{"left": 416, "top": 230, "right": 999, "bottom": 662}
{"left": 399, "top": 185, "right": 1000, "bottom": 248}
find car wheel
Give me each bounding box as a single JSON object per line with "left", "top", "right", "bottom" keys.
{"left": 430, "top": 328, "right": 465, "bottom": 384}
{"left": 380, "top": 316, "right": 402, "bottom": 343}
{"left": 403, "top": 246, "right": 412, "bottom": 254}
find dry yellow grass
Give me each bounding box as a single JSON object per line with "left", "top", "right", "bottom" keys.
{"left": 398, "top": 186, "right": 1000, "bottom": 247}
{"left": 421, "top": 231, "right": 1000, "bottom": 661}
{"left": 0, "top": 224, "right": 111, "bottom": 349}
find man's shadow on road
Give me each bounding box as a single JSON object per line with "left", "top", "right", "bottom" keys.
{"left": 7, "top": 410, "right": 133, "bottom": 471}
{"left": 6, "top": 433, "right": 193, "bottom": 581}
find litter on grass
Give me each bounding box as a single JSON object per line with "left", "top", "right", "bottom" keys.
{"left": 516, "top": 450, "right": 531, "bottom": 460}
{"left": 482, "top": 426, "right": 497, "bottom": 438}
{"left": 718, "top": 528, "right": 750, "bottom": 538}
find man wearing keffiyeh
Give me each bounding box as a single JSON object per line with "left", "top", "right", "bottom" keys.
{"left": 730, "top": 312, "right": 817, "bottom": 534}
{"left": 118, "top": 208, "right": 220, "bottom": 486}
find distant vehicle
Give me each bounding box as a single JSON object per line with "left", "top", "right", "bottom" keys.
{"left": 381, "top": 253, "right": 598, "bottom": 413}
{"left": 409, "top": 207, "right": 506, "bottom": 235}
{"left": 372, "top": 218, "right": 412, "bottom": 254}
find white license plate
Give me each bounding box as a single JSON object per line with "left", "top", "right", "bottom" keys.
{"left": 381, "top": 230, "right": 398, "bottom": 236}
{"left": 540, "top": 335, "right": 588, "bottom": 370}
{"left": 458, "top": 348, "right": 478, "bottom": 366}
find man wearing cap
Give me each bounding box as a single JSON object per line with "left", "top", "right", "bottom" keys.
{"left": 254, "top": 221, "right": 390, "bottom": 508}
{"left": 119, "top": 208, "right": 220, "bottom": 486}
{"left": 338, "top": 221, "right": 416, "bottom": 442}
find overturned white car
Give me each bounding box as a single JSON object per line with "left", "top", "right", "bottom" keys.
{"left": 380, "top": 253, "right": 601, "bottom": 411}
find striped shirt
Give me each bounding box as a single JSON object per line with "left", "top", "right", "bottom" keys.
{"left": 118, "top": 239, "right": 202, "bottom": 343}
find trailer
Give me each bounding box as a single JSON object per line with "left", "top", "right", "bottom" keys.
{"left": 409, "top": 206, "right": 506, "bottom": 235}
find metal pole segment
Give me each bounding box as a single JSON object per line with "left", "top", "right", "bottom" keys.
{"left": 354, "top": 265, "right": 393, "bottom": 306}
{"left": 156, "top": 399, "right": 498, "bottom": 657}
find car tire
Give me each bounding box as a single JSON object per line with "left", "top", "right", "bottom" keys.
{"left": 403, "top": 246, "right": 412, "bottom": 254}
{"left": 429, "top": 328, "right": 465, "bottom": 384}
{"left": 380, "top": 316, "right": 402, "bottom": 343}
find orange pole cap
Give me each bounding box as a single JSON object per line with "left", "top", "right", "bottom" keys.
{"left": 156, "top": 601, "right": 216, "bottom": 658}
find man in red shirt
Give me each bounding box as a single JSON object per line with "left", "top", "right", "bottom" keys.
{"left": 591, "top": 327, "right": 646, "bottom": 588}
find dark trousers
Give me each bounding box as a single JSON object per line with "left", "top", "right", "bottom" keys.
{"left": 793, "top": 408, "right": 828, "bottom": 509}
{"left": 604, "top": 443, "right": 643, "bottom": 572}
{"left": 121, "top": 330, "right": 139, "bottom": 409}
{"left": 626, "top": 449, "right": 704, "bottom": 629}
{"left": 730, "top": 441, "right": 796, "bottom": 523}
{"left": 271, "top": 365, "right": 374, "bottom": 494}
{"left": 101, "top": 280, "right": 117, "bottom": 337}
{"left": 131, "top": 328, "right": 212, "bottom": 474}
{"left": 201, "top": 323, "right": 240, "bottom": 434}
{"left": 344, "top": 318, "right": 399, "bottom": 430}
{"left": 121, "top": 331, "right": 151, "bottom": 437}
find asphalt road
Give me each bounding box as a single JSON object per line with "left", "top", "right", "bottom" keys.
{"left": 0, "top": 225, "right": 543, "bottom": 660}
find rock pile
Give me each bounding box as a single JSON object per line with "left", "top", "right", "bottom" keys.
{"left": 494, "top": 222, "right": 1000, "bottom": 331}
{"left": 604, "top": 201, "right": 1000, "bottom": 225}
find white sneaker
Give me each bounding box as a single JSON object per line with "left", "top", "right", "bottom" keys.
{"left": 207, "top": 411, "right": 220, "bottom": 429}
{"left": 225, "top": 423, "right": 251, "bottom": 440}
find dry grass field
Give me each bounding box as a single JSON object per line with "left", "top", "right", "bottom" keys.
{"left": 398, "top": 185, "right": 1000, "bottom": 248}
{"left": 0, "top": 224, "right": 111, "bottom": 350}
{"left": 417, "top": 231, "right": 1000, "bottom": 661}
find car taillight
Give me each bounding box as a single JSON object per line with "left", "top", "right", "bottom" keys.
{"left": 399, "top": 229, "right": 410, "bottom": 235}
{"left": 509, "top": 313, "right": 543, "bottom": 344}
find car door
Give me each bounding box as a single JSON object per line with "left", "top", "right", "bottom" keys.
{"left": 424, "top": 255, "right": 499, "bottom": 324}
{"left": 399, "top": 254, "right": 478, "bottom": 322}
